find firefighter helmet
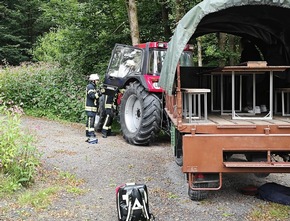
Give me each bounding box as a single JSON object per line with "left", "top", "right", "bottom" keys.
{"left": 89, "top": 74, "right": 99, "bottom": 81}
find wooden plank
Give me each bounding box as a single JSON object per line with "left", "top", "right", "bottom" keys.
{"left": 246, "top": 61, "right": 267, "bottom": 67}
{"left": 207, "top": 114, "right": 290, "bottom": 126}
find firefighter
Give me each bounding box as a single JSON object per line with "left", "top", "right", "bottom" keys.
{"left": 101, "top": 92, "right": 117, "bottom": 138}
{"left": 85, "top": 74, "right": 103, "bottom": 144}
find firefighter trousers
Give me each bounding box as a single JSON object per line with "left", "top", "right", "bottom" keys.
{"left": 86, "top": 111, "right": 96, "bottom": 137}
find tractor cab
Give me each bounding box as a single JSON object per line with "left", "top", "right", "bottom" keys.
{"left": 103, "top": 42, "right": 194, "bottom": 92}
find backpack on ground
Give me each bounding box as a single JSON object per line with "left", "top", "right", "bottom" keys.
{"left": 116, "top": 183, "right": 154, "bottom": 221}
{"left": 257, "top": 182, "right": 290, "bottom": 205}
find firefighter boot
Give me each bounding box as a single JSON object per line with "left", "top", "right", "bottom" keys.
{"left": 102, "top": 129, "right": 116, "bottom": 138}
{"left": 102, "top": 129, "right": 108, "bottom": 138}
{"left": 86, "top": 136, "right": 98, "bottom": 144}
{"left": 107, "top": 129, "right": 116, "bottom": 136}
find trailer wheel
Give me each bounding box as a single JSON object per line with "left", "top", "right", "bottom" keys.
{"left": 120, "top": 81, "right": 161, "bottom": 145}
{"left": 95, "top": 94, "right": 106, "bottom": 132}
{"left": 188, "top": 183, "right": 208, "bottom": 201}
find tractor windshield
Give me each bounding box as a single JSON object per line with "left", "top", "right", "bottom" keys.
{"left": 107, "top": 45, "right": 143, "bottom": 78}
{"left": 149, "top": 49, "right": 193, "bottom": 75}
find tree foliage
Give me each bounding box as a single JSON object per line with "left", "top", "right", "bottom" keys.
{"left": 33, "top": 0, "right": 132, "bottom": 75}
{"left": 0, "top": 63, "right": 86, "bottom": 122}
{"left": 0, "top": 0, "right": 52, "bottom": 65}
{"left": 0, "top": 0, "right": 244, "bottom": 126}
{"left": 1, "top": 0, "right": 239, "bottom": 74}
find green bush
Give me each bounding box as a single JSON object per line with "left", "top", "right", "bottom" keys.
{"left": 0, "top": 109, "right": 40, "bottom": 194}
{"left": 0, "top": 62, "right": 87, "bottom": 123}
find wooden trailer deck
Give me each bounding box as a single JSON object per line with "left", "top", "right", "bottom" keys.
{"left": 165, "top": 105, "right": 290, "bottom": 125}
{"left": 182, "top": 113, "right": 290, "bottom": 126}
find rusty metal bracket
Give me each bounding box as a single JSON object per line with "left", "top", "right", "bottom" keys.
{"left": 191, "top": 127, "right": 196, "bottom": 135}
{"left": 264, "top": 126, "right": 270, "bottom": 135}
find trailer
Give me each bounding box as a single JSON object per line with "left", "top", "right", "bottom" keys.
{"left": 159, "top": 0, "right": 290, "bottom": 200}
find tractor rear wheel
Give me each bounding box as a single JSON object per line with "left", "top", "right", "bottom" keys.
{"left": 120, "top": 81, "right": 161, "bottom": 145}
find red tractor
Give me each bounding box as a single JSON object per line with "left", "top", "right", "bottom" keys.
{"left": 96, "top": 42, "right": 193, "bottom": 145}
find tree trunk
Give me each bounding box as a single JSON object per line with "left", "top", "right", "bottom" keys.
{"left": 160, "top": 2, "right": 172, "bottom": 39}
{"left": 228, "top": 35, "right": 235, "bottom": 65}
{"left": 197, "top": 37, "right": 202, "bottom": 67}
{"left": 126, "top": 0, "right": 140, "bottom": 45}
{"left": 218, "top": 32, "right": 226, "bottom": 67}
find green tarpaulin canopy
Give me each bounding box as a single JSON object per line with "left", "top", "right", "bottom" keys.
{"left": 159, "top": 0, "right": 290, "bottom": 95}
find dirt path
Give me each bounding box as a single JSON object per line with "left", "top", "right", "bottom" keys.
{"left": 1, "top": 116, "right": 290, "bottom": 221}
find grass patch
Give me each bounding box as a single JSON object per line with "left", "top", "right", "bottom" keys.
{"left": 58, "top": 171, "right": 85, "bottom": 187}
{"left": 18, "top": 187, "right": 60, "bottom": 210}
{"left": 66, "top": 186, "right": 86, "bottom": 195}
{"left": 1, "top": 167, "right": 87, "bottom": 216}
{"left": 249, "top": 202, "right": 290, "bottom": 221}
{"left": 0, "top": 174, "right": 21, "bottom": 197}
{"left": 168, "top": 192, "right": 179, "bottom": 199}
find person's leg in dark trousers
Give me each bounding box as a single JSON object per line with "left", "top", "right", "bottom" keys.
{"left": 102, "top": 111, "right": 114, "bottom": 138}
{"left": 86, "top": 111, "right": 98, "bottom": 143}
{"left": 101, "top": 95, "right": 116, "bottom": 138}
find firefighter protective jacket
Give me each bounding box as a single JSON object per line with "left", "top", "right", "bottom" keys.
{"left": 85, "top": 82, "right": 100, "bottom": 112}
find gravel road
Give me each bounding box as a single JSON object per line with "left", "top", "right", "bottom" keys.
{"left": 1, "top": 116, "right": 290, "bottom": 221}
